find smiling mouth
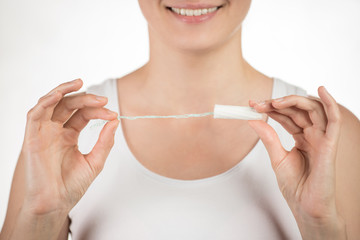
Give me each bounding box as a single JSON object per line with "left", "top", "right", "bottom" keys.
{"left": 165, "top": 5, "right": 224, "bottom": 17}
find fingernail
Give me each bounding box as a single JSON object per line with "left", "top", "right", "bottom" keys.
{"left": 256, "top": 100, "right": 266, "bottom": 106}
{"left": 95, "top": 96, "right": 107, "bottom": 102}
{"left": 273, "top": 98, "right": 284, "bottom": 102}
{"left": 107, "top": 109, "right": 118, "bottom": 116}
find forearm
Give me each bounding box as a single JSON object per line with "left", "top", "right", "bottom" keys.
{"left": 1, "top": 207, "right": 68, "bottom": 240}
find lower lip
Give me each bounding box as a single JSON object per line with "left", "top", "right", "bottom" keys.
{"left": 167, "top": 8, "right": 221, "bottom": 24}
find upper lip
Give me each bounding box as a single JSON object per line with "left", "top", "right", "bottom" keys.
{"left": 165, "top": 3, "right": 224, "bottom": 9}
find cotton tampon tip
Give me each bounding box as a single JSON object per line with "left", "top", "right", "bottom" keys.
{"left": 213, "top": 104, "right": 263, "bottom": 120}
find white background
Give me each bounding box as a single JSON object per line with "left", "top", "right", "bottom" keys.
{"left": 1, "top": 0, "right": 359, "bottom": 236}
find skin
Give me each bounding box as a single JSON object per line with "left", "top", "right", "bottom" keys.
{"left": 1, "top": 0, "right": 359, "bottom": 239}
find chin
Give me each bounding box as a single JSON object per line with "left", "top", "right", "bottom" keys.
{"left": 158, "top": 26, "right": 229, "bottom": 54}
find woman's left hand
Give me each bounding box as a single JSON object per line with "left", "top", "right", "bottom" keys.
{"left": 248, "top": 86, "right": 347, "bottom": 240}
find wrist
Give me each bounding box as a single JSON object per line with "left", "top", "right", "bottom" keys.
{"left": 298, "top": 215, "right": 347, "bottom": 240}
{"left": 23, "top": 192, "right": 71, "bottom": 216}
{"left": 9, "top": 206, "right": 69, "bottom": 240}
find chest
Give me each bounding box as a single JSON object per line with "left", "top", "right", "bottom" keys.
{"left": 119, "top": 117, "right": 260, "bottom": 180}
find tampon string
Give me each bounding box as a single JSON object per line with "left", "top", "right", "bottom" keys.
{"left": 117, "top": 111, "right": 214, "bottom": 120}
{"left": 89, "top": 105, "right": 263, "bottom": 129}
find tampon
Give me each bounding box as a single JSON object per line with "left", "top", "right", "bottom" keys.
{"left": 213, "top": 104, "right": 263, "bottom": 120}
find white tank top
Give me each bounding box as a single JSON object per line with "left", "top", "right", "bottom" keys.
{"left": 69, "top": 78, "right": 306, "bottom": 240}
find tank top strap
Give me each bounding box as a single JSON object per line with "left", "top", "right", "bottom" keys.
{"left": 86, "top": 78, "right": 119, "bottom": 113}
{"left": 272, "top": 78, "right": 307, "bottom": 98}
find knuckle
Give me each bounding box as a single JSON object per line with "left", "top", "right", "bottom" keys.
{"left": 278, "top": 115, "right": 289, "bottom": 125}
{"left": 331, "top": 112, "right": 342, "bottom": 124}
{"left": 313, "top": 101, "right": 324, "bottom": 111}
{"left": 294, "top": 136, "right": 307, "bottom": 151}
{"left": 64, "top": 95, "right": 81, "bottom": 109}
{"left": 288, "top": 111, "right": 300, "bottom": 122}
{"left": 37, "top": 95, "right": 47, "bottom": 104}
{"left": 37, "top": 91, "right": 61, "bottom": 105}
{"left": 61, "top": 97, "right": 73, "bottom": 110}
{"left": 291, "top": 117, "right": 301, "bottom": 127}
{"left": 56, "top": 96, "right": 65, "bottom": 104}
{"left": 88, "top": 158, "right": 103, "bottom": 175}
{"left": 80, "top": 109, "right": 91, "bottom": 120}
{"left": 58, "top": 81, "right": 70, "bottom": 88}
{"left": 328, "top": 105, "right": 342, "bottom": 124}
{"left": 78, "top": 109, "right": 91, "bottom": 122}
{"left": 93, "top": 164, "right": 104, "bottom": 175}
{"left": 109, "top": 137, "right": 115, "bottom": 147}
{"left": 37, "top": 96, "right": 46, "bottom": 103}
{"left": 27, "top": 108, "right": 36, "bottom": 120}
{"left": 84, "top": 94, "right": 95, "bottom": 103}
{"left": 62, "top": 129, "right": 79, "bottom": 142}
{"left": 285, "top": 117, "right": 294, "bottom": 126}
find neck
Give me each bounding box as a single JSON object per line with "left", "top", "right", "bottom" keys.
{"left": 137, "top": 28, "right": 269, "bottom": 113}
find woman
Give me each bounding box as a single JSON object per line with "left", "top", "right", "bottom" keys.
{"left": 1, "top": 0, "right": 359, "bottom": 239}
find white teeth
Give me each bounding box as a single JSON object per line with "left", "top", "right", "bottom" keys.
{"left": 170, "top": 7, "right": 219, "bottom": 16}
{"left": 201, "top": 9, "right": 208, "bottom": 15}
{"left": 208, "top": 7, "right": 218, "bottom": 13}
{"left": 185, "top": 9, "right": 193, "bottom": 16}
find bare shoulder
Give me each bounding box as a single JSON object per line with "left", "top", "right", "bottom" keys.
{"left": 337, "top": 105, "right": 360, "bottom": 162}
{"left": 116, "top": 65, "right": 146, "bottom": 86}
{"left": 338, "top": 105, "right": 360, "bottom": 146}
{"left": 335, "top": 104, "right": 360, "bottom": 238}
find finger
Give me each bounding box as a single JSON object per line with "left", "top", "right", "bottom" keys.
{"left": 251, "top": 100, "right": 313, "bottom": 130}
{"left": 271, "top": 95, "right": 327, "bottom": 131}
{"left": 25, "top": 91, "right": 62, "bottom": 136}
{"left": 33, "top": 78, "right": 84, "bottom": 121}
{"left": 52, "top": 94, "right": 108, "bottom": 123}
{"left": 318, "top": 86, "right": 342, "bottom": 139}
{"left": 85, "top": 119, "right": 120, "bottom": 176}
{"left": 273, "top": 107, "right": 313, "bottom": 130}
{"left": 266, "top": 111, "right": 303, "bottom": 135}
{"left": 248, "top": 120, "right": 288, "bottom": 170}
{"left": 249, "top": 100, "right": 274, "bottom": 112}
{"left": 44, "top": 78, "right": 83, "bottom": 97}
{"left": 64, "top": 107, "right": 118, "bottom": 133}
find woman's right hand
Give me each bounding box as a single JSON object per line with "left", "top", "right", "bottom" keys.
{"left": 20, "top": 78, "right": 119, "bottom": 216}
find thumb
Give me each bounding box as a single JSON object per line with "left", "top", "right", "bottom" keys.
{"left": 248, "top": 120, "right": 288, "bottom": 170}
{"left": 85, "top": 119, "right": 120, "bottom": 176}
